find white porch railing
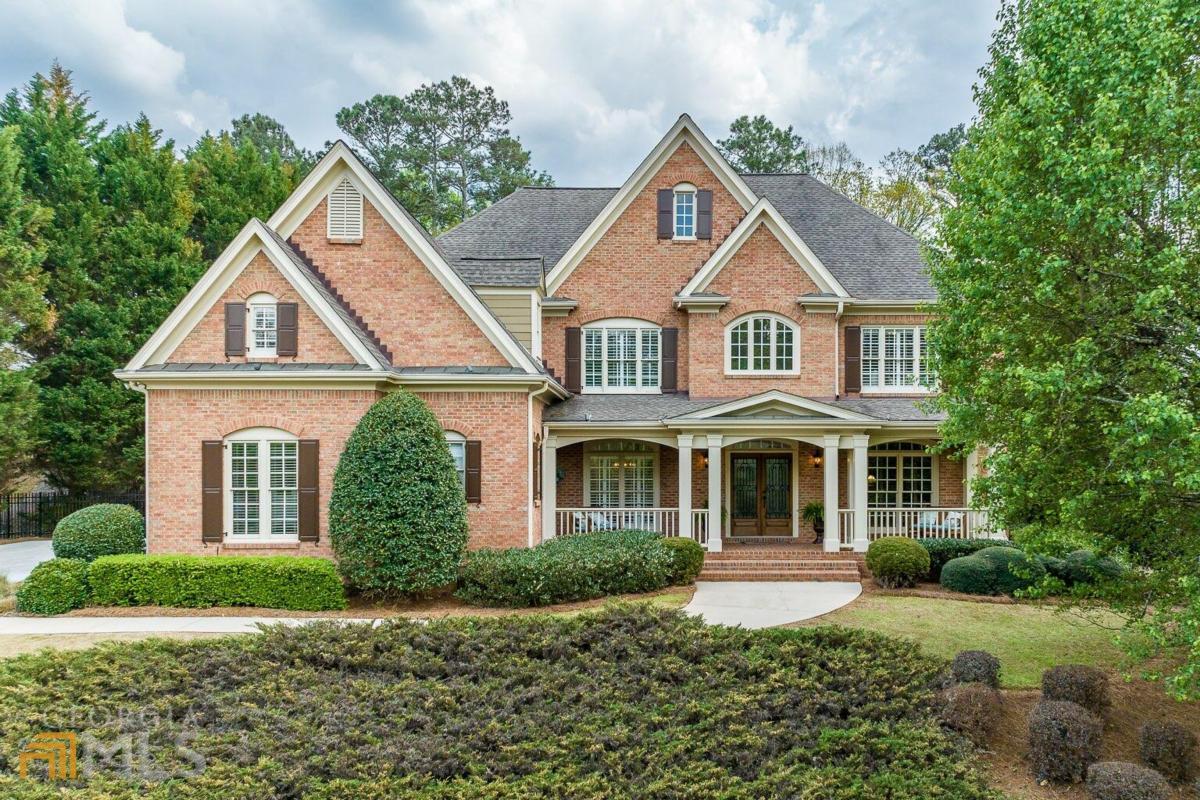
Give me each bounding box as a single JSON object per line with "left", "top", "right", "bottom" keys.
{"left": 838, "top": 507, "right": 1000, "bottom": 545}
{"left": 692, "top": 510, "right": 710, "bottom": 545}
{"left": 557, "top": 508, "right": 680, "bottom": 537}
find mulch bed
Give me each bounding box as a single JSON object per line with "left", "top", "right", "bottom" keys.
{"left": 862, "top": 579, "right": 1021, "bottom": 604}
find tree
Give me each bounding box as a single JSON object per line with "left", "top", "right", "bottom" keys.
{"left": 870, "top": 149, "right": 939, "bottom": 237}
{"left": 927, "top": 0, "right": 1200, "bottom": 697}
{"left": 916, "top": 123, "right": 967, "bottom": 209}
{"left": 717, "top": 115, "right": 808, "bottom": 173}
{"left": 477, "top": 135, "right": 553, "bottom": 206}
{"left": 229, "top": 112, "right": 315, "bottom": 174}
{"left": 805, "top": 142, "right": 873, "bottom": 205}
{"left": 329, "top": 391, "right": 468, "bottom": 595}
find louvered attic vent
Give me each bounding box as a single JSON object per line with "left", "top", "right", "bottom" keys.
{"left": 326, "top": 177, "right": 363, "bottom": 241}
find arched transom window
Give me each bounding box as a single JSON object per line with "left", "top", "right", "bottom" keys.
{"left": 673, "top": 182, "right": 696, "bottom": 238}
{"left": 246, "top": 292, "right": 278, "bottom": 357}
{"left": 726, "top": 314, "right": 798, "bottom": 374}
{"left": 225, "top": 427, "right": 298, "bottom": 539}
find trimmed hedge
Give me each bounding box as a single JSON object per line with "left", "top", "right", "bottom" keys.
{"left": 918, "top": 537, "right": 1018, "bottom": 582}
{"left": 940, "top": 546, "right": 1046, "bottom": 596}
{"left": 939, "top": 681, "right": 1002, "bottom": 745}
{"left": 1029, "top": 700, "right": 1102, "bottom": 783}
{"left": 88, "top": 555, "right": 346, "bottom": 611}
{"left": 940, "top": 554, "right": 996, "bottom": 595}
{"left": 951, "top": 650, "right": 1002, "bottom": 688}
{"left": 15, "top": 558, "right": 90, "bottom": 615}
{"left": 1043, "top": 664, "right": 1110, "bottom": 716}
{"left": 456, "top": 530, "right": 676, "bottom": 607}
{"left": 1139, "top": 720, "right": 1196, "bottom": 782}
{"left": 1062, "top": 550, "right": 1126, "bottom": 586}
{"left": 866, "top": 537, "right": 931, "bottom": 588}
{"left": 661, "top": 537, "right": 705, "bottom": 584}
{"left": 52, "top": 503, "right": 145, "bottom": 562}
{"left": 1086, "top": 762, "right": 1170, "bottom": 800}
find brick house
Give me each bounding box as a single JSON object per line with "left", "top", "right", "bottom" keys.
{"left": 118, "top": 114, "right": 989, "bottom": 562}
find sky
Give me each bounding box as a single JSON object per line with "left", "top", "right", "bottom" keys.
{"left": 0, "top": 0, "right": 998, "bottom": 186}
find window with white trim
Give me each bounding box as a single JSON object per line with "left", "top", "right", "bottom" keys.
{"left": 673, "top": 183, "right": 695, "bottom": 238}
{"left": 445, "top": 430, "right": 466, "bottom": 490}
{"left": 867, "top": 442, "right": 935, "bottom": 508}
{"left": 327, "top": 177, "right": 363, "bottom": 240}
{"left": 226, "top": 428, "right": 298, "bottom": 539}
{"left": 247, "top": 293, "right": 277, "bottom": 357}
{"left": 861, "top": 326, "right": 933, "bottom": 390}
{"left": 727, "top": 314, "right": 798, "bottom": 374}
{"left": 582, "top": 319, "right": 661, "bottom": 393}
{"left": 586, "top": 441, "right": 657, "bottom": 508}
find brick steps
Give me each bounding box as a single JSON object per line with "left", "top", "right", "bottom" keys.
{"left": 698, "top": 556, "right": 863, "bottom": 582}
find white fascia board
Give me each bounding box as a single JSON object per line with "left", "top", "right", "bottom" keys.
{"left": 661, "top": 418, "right": 883, "bottom": 431}
{"left": 668, "top": 390, "right": 875, "bottom": 422}
{"left": 679, "top": 198, "right": 850, "bottom": 299}
{"left": 268, "top": 142, "right": 541, "bottom": 375}
{"left": 545, "top": 114, "right": 758, "bottom": 295}
{"left": 124, "top": 220, "right": 385, "bottom": 370}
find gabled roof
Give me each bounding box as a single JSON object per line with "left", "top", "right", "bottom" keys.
{"left": 678, "top": 197, "right": 849, "bottom": 299}
{"left": 669, "top": 390, "right": 875, "bottom": 422}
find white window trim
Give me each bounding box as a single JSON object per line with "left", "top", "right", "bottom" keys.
{"left": 725, "top": 313, "right": 801, "bottom": 376}
{"left": 582, "top": 441, "right": 660, "bottom": 507}
{"left": 223, "top": 427, "right": 299, "bottom": 542}
{"left": 859, "top": 325, "right": 934, "bottom": 394}
{"left": 445, "top": 430, "right": 467, "bottom": 492}
{"left": 866, "top": 446, "right": 940, "bottom": 507}
{"left": 673, "top": 182, "right": 697, "bottom": 240}
{"left": 581, "top": 318, "right": 662, "bottom": 395}
{"left": 246, "top": 293, "right": 278, "bottom": 358}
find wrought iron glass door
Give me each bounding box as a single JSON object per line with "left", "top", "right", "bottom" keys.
{"left": 730, "top": 454, "right": 792, "bottom": 536}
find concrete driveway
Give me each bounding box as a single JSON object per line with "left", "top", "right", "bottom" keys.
{"left": 683, "top": 581, "right": 862, "bottom": 629}
{"left": 0, "top": 539, "right": 55, "bottom": 582}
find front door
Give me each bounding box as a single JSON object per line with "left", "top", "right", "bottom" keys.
{"left": 730, "top": 454, "right": 792, "bottom": 536}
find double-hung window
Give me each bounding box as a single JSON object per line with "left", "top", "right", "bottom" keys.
{"left": 861, "top": 326, "right": 932, "bottom": 391}
{"left": 582, "top": 320, "right": 661, "bottom": 393}
{"left": 247, "top": 293, "right": 277, "bottom": 357}
{"left": 445, "top": 431, "right": 467, "bottom": 491}
{"left": 727, "top": 314, "right": 798, "bottom": 374}
{"left": 226, "top": 428, "right": 298, "bottom": 539}
{"left": 673, "top": 183, "right": 696, "bottom": 238}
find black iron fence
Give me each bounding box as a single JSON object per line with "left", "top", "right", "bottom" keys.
{"left": 0, "top": 492, "right": 145, "bottom": 540}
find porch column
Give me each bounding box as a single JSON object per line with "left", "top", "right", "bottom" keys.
{"left": 706, "top": 434, "right": 723, "bottom": 552}
{"left": 851, "top": 434, "right": 870, "bottom": 552}
{"left": 541, "top": 435, "right": 557, "bottom": 541}
{"left": 822, "top": 434, "right": 840, "bottom": 552}
{"left": 677, "top": 434, "right": 693, "bottom": 541}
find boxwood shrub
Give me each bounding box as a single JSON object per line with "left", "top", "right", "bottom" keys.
{"left": 660, "top": 536, "right": 705, "bottom": 584}
{"left": 940, "top": 546, "right": 1046, "bottom": 596}
{"left": 940, "top": 554, "right": 996, "bottom": 595}
{"left": 917, "top": 537, "right": 1018, "bottom": 582}
{"left": 456, "top": 530, "right": 676, "bottom": 607}
{"left": 15, "top": 558, "right": 90, "bottom": 615}
{"left": 52, "top": 503, "right": 145, "bottom": 562}
{"left": 866, "top": 537, "right": 931, "bottom": 588}
{"left": 88, "top": 555, "right": 346, "bottom": 611}
{"left": 1062, "top": 550, "right": 1126, "bottom": 586}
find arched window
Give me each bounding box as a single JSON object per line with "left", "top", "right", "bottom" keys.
{"left": 327, "top": 176, "right": 363, "bottom": 240}
{"left": 225, "top": 427, "right": 298, "bottom": 539}
{"left": 582, "top": 318, "right": 661, "bottom": 393}
{"left": 726, "top": 314, "right": 798, "bottom": 374}
{"left": 673, "top": 182, "right": 696, "bottom": 238}
{"left": 444, "top": 430, "right": 467, "bottom": 490}
{"left": 246, "top": 292, "right": 277, "bottom": 357}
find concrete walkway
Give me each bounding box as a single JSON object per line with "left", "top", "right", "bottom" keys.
{"left": 0, "top": 539, "right": 54, "bottom": 582}
{"left": 0, "top": 616, "right": 382, "bottom": 634}
{"left": 683, "top": 581, "right": 862, "bottom": 629}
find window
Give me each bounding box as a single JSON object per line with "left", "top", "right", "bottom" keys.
{"left": 247, "top": 293, "right": 277, "bottom": 357}
{"left": 861, "top": 326, "right": 933, "bottom": 390}
{"left": 327, "top": 176, "right": 363, "bottom": 240}
{"left": 727, "top": 314, "right": 798, "bottom": 374}
{"left": 586, "top": 441, "right": 657, "bottom": 508}
{"left": 867, "top": 442, "right": 935, "bottom": 508}
{"left": 226, "top": 428, "right": 298, "bottom": 539}
{"left": 445, "top": 431, "right": 466, "bottom": 491}
{"left": 673, "top": 183, "right": 695, "bottom": 238}
{"left": 582, "top": 320, "right": 661, "bottom": 393}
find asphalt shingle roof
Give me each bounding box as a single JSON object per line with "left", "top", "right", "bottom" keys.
{"left": 542, "top": 393, "right": 943, "bottom": 423}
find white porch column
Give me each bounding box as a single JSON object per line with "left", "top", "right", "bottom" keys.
{"left": 706, "top": 434, "right": 723, "bottom": 552}
{"left": 822, "top": 434, "right": 840, "bottom": 552}
{"left": 965, "top": 446, "right": 980, "bottom": 506}
{"left": 541, "top": 435, "right": 557, "bottom": 541}
{"left": 851, "top": 434, "right": 870, "bottom": 552}
{"left": 677, "top": 434, "right": 693, "bottom": 541}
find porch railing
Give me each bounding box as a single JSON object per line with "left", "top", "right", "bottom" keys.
{"left": 837, "top": 507, "right": 1000, "bottom": 545}
{"left": 557, "top": 508, "right": 681, "bottom": 537}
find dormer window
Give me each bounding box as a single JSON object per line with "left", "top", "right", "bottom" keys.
{"left": 673, "top": 183, "right": 696, "bottom": 239}
{"left": 327, "top": 177, "right": 363, "bottom": 241}
{"left": 247, "top": 293, "right": 277, "bottom": 357}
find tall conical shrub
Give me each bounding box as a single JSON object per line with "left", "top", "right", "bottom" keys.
{"left": 329, "top": 390, "right": 468, "bottom": 594}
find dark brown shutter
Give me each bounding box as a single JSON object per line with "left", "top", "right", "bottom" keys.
{"left": 465, "top": 440, "right": 482, "bottom": 504}
{"left": 224, "top": 302, "right": 245, "bottom": 356}
{"left": 298, "top": 439, "right": 319, "bottom": 542}
{"left": 276, "top": 302, "right": 298, "bottom": 357}
{"left": 844, "top": 326, "right": 862, "bottom": 393}
{"left": 661, "top": 328, "right": 679, "bottom": 392}
{"left": 657, "top": 189, "right": 673, "bottom": 239}
{"left": 565, "top": 327, "right": 582, "bottom": 393}
{"left": 201, "top": 441, "right": 223, "bottom": 543}
{"left": 696, "top": 190, "right": 713, "bottom": 239}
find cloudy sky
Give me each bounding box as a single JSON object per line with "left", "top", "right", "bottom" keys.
{"left": 1, "top": 0, "right": 997, "bottom": 185}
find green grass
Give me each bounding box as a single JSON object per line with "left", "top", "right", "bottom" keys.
{"left": 804, "top": 595, "right": 1126, "bottom": 688}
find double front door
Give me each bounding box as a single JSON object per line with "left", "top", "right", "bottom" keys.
{"left": 730, "top": 453, "right": 792, "bottom": 536}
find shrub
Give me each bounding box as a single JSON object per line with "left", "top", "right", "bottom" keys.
{"left": 1086, "top": 762, "right": 1170, "bottom": 800}
{"left": 939, "top": 682, "right": 1002, "bottom": 745}
{"left": 660, "top": 537, "right": 705, "bottom": 584}
{"left": 951, "top": 650, "right": 1002, "bottom": 688}
{"left": 1063, "top": 550, "right": 1126, "bottom": 586}
{"left": 88, "top": 554, "right": 346, "bottom": 611}
{"left": 51, "top": 504, "right": 145, "bottom": 562}
{"left": 1028, "top": 700, "right": 1103, "bottom": 783}
{"left": 918, "top": 537, "right": 1018, "bottom": 581}
{"left": 1139, "top": 720, "right": 1196, "bottom": 782}
{"left": 974, "top": 545, "right": 1046, "bottom": 594}
{"left": 940, "top": 554, "right": 996, "bottom": 594}
{"left": 1042, "top": 665, "right": 1110, "bottom": 716}
{"left": 456, "top": 530, "right": 676, "bottom": 607}
{"left": 329, "top": 390, "right": 468, "bottom": 595}
{"left": 15, "top": 558, "right": 90, "bottom": 615}
{"left": 866, "top": 537, "right": 931, "bottom": 588}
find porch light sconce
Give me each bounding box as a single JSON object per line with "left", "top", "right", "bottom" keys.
{"left": 867, "top": 472, "right": 876, "bottom": 484}
{"left": 810, "top": 449, "right": 823, "bottom": 469}
{"left": 699, "top": 453, "right": 709, "bottom": 469}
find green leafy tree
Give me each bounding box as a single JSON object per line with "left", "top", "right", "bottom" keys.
{"left": 916, "top": 123, "right": 967, "bottom": 209}
{"left": 477, "top": 135, "right": 553, "bottom": 206}
{"left": 871, "top": 149, "right": 939, "bottom": 238}
{"left": 329, "top": 390, "right": 468, "bottom": 595}
{"left": 717, "top": 114, "right": 809, "bottom": 173}
{"left": 229, "top": 112, "right": 315, "bottom": 174}
{"left": 928, "top": 0, "right": 1200, "bottom": 697}
{"left": 805, "top": 141, "right": 874, "bottom": 205}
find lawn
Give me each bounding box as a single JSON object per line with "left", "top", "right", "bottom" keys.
{"left": 0, "top": 605, "right": 995, "bottom": 799}
{"left": 801, "top": 594, "right": 1127, "bottom": 688}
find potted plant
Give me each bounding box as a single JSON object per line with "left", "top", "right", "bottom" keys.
{"left": 802, "top": 502, "right": 824, "bottom": 540}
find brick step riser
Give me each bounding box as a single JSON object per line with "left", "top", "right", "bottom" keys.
{"left": 697, "top": 573, "right": 860, "bottom": 582}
